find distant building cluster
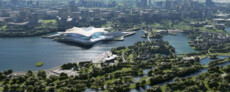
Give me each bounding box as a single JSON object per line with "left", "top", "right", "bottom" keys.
{"left": 0, "top": 0, "right": 220, "bottom": 34}
{"left": 0, "top": 9, "right": 39, "bottom": 28}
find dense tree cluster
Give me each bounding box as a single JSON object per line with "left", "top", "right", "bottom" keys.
{"left": 0, "top": 69, "right": 13, "bottom": 81}
{"left": 142, "top": 32, "right": 163, "bottom": 38}
{"left": 209, "top": 57, "right": 230, "bottom": 67}
{"left": 61, "top": 63, "right": 78, "bottom": 70}
{"left": 150, "top": 64, "right": 230, "bottom": 92}
{"left": 148, "top": 58, "right": 202, "bottom": 85}
{"left": 0, "top": 20, "right": 58, "bottom": 37}
{"left": 111, "top": 40, "right": 176, "bottom": 63}
{"left": 187, "top": 30, "right": 230, "bottom": 53}
{"left": 209, "top": 55, "right": 218, "bottom": 59}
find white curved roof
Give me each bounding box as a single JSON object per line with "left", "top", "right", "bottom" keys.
{"left": 63, "top": 27, "right": 108, "bottom": 37}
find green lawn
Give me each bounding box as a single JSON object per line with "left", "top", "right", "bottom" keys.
{"left": 0, "top": 25, "right": 7, "bottom": 30}
{"left": 161, "top": 85, "right": 166, "bottom": 92}
{"left": 115, "top": 67, "right": 132, "bottom": 72}
{"left": 129, "top": 82, "right": 138, "bottom": 89}
{"left": 211, "top": 52, "right": 230, "bottom": 56}
{"left": 40, "top": 19, "right": 57, "bottom": 24}
{"left": 204, "top": 79, "right": 214, "bottom": 91}
{"left": 104, "top": 78, "right": 119, "bottom": 86}
{"left": 197, "top": 26, "right": 226, "bottom": 33}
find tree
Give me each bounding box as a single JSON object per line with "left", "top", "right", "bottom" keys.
{"left": 165, "top": 86, "right": 172, "bottom": 92}
{"left": 135, "top": 82, "right": 141, "bottom": 88}
{"left": 33, "top": 85, "right": 46, "bottom": 92}
{"left": 4, "top": 69, "right": 13, "bottom": 75}
{"left": 10, "top": 84, "right": 19, "bottom": 91}
{"left": 12, "top": 78, "right": 18, "bottom": 84}
{"left": 223, "top": 73, "right": 230, "bottom": 82}
{"left": 61, "top": 63, "right": 75, "bottom": 70}
{"left": 3, "top": 85, "right": 9, "bottom": 91}
{"left": 194, "top": 57, "right": 200, "bottom": 62}
{"left": 37, "top": 71, "right": 47, "bottom": 79}
{"left": 183, "top": 85, "right": 200, "bottom": 92}
{"left": 48, "top": 86, "right": 55, "bottom": 92}
{"left": 20, "top": 85, "right": 26, "bottom": 91}
{"left": 147, "top": 85, "right": 162, "bottom": 92}
{"left": 27, "top": 85, "right": 34, "bottom": 92}
{"left": 223, "top": 65, "right": 230, "bottom": 73}
{"left": 59, "top": 73, "right": 68, "bottom": 80}
{"left": 218, "top": 82, "right": 228, "bottom": 91}
{"left": 26, "top": 70, "right": 33, "bottom": 76}
{"left": 208, "top": 67, "right": 221, "bottom": 73}
{"left": 49, "top": 75, "right": 58, "bottom": 82}
{"left": 0, "top": 73, "right": 6, "bottom": 81}
{"left": 60, "top": 87, "right": 71, "bottom": 92}
{"left": 148, "top": 70, "right": 153, "bottom": 76}
{"left": 209, "top": 55, "right": 218, "bottom": 59}
{"left": 141, "top": 80, "right": 146, "bottom": 86}
{"left": 207, "top": 79, "right": 219, "bottom": 89}
{"left": 18, "top": 76, "right": 25, "bottom": 83}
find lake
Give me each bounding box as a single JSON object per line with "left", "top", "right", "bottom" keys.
{"left": 163, "top": 33, "right": 195, "bottom": 54}
{"left": 225, "top": 27, "right": 230, "bottom": 33}
{"left": 0, "top": 31, "right": 146, "bottom": 71}
{"left": 0, "top": 31, "right": 194, "bottom": 72}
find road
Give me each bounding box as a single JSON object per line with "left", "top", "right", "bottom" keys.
{"left": 147, "top": 34, "right": 151, "bottom": 42}
{"left": 142, "top": 30, "right": 151, "bottom": 42}
{"left": 122, "top": 51, "right": 127, "bottom": 62}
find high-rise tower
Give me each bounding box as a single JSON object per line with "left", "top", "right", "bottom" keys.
{"left": 141, "top": 0, "right": 147, "bottom": 8}
{"left": 206, "top": 0, "right": 214, "bottom": 7}
{"left": 0, "top": 0, "right": 2, "bottom": 8}
{"left": 149, "top": 0, "right": 151, "bottom": 6}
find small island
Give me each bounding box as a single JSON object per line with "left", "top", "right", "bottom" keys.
{"left": 36, "top": 61, "right": 44, "bottom": 67}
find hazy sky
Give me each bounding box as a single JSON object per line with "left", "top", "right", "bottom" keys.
{"left": 195, "top": 0, "right": 230, "bottom": 3}
{"left": 154, "top": 0, "right": 230, "bottom": 3}
{"left": 213, "top": 0, "right": 230, "bottom": 3}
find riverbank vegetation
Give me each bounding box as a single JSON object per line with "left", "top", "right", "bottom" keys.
{"left": 141, "top": 32, "right": 163, "bottom": 38}
{"left": 2, "top": 21, "right": 230, "bottom": 91}
{"left": 187, "top": 29, "right": 230, "bottom": 56}
{"left": 0, "top": 19, "right": 58, "bottom": 37}
{"left": 148, "top": 60, "right": 230, "bottom": 92}
{"left": 0, "top": 40, "right": 175, "bottom": 91}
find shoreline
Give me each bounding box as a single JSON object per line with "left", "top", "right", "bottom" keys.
{"left": 11, "top": 50, "right": 113, "bottom": 77}
{"left": 2, "top": 29, "right": 140, "bottom": 76}
{"left": 0, "top": 29, "right": 63, "bottom": 37}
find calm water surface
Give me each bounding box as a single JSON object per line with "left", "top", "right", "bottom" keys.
{"left": 0, "top": 31, "right": 146, "bottom": 71}
{"left": 225, "top": 27, "right": 230, "bottom": 33}
{"left": 0, "top": 31, "right": 194, "bottom": 72}
{"left": 163, "top": 33, "right": 195, "bottom": 54}
{"left": 200, "top": 56, "right": 229, "bottom": 65}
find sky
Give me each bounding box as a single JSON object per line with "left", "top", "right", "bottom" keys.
{"left": 153, "top": 0, "right": 230, "bottom": 3}
{"left": 213, "top": 0, "right": 230, "bottom": 3}
{"left": 195, "top": 0, "right": 230, "bottom": 3}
